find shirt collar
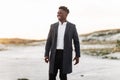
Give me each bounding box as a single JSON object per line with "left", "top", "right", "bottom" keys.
{"left": 59, "top": 21, "right": 67, "bottom": 25}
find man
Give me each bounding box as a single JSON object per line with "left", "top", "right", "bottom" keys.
{"left": 44, "top": 6, "right": 80, "bottom": 80}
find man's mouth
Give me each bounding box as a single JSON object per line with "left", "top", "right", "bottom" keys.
{"left": 57, "top": 15, "right": 61, "bottom": 19}
{"left": 57, "top": 16, "right": 61, "bottom": 18}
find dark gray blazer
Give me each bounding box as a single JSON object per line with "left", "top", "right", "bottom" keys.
{"left": 45, "top": 21, "right": 80, "bottom": 74}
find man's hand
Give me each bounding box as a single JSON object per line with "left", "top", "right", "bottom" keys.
{"left": 44, "top": 56, "right": 49, "bottom": 63}
{"left": 73, "top": 57, "right": 79, "bottom": 65}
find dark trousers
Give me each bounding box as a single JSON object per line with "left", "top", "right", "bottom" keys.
{"left": 49, "top": 50, "right": 67, "bottom": 80}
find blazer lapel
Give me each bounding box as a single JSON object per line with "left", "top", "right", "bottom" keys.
{"left": 64, "top": 22, "right": 70, "bottom": 38}
{"left": 54, "top": 22, "right": 59, "bottom": 37}
{"left": 54, "top": 22, "right": 59, "bottom": 47}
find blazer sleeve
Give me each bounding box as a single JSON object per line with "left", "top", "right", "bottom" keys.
{"left": 73, "top": 25, "right": 81, "bottom": 57}
{"left": 44, "top": 24, "right": 53, "bottom": 57}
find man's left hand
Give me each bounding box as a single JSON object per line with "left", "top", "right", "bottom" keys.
{"left": 73, "top": 57, "right": 79, "bottom": 65}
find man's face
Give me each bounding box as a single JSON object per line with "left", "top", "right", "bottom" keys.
{"left": 57, "top": 9, "right": 68, "bottom": 21}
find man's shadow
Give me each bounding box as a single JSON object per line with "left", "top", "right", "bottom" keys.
{"left": 17, "top": 78, "right": 29, "bottom": 80}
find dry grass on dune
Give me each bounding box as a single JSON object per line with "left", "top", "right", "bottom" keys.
{"left": 81, "top": 48, "right": 113, "bottom": 56}
{"left": 80, "top": 28, "right": 120, "bottom": 37}
{"left": 81, "top": 40, "right": 116, "bottom": 45}
{"left": 0, "top": 38, "right": 45, "bottom": 45}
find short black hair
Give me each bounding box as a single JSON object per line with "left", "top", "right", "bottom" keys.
{"left": 59, "top": 6, "right": 69, "bottom": 14}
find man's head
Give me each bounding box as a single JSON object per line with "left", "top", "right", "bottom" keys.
{"left": 57, "top": 6, "right": 69, "bottom": 22}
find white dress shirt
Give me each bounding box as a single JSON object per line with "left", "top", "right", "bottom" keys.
{"left": 56, "top": 21, "right": 67, "bottom": 49}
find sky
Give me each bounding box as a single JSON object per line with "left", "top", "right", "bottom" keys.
{"left": 0, "top": 0, "right": 120, "bottom": 39}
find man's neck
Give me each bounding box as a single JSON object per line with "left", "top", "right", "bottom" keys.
{"left": 59, "top": 20, "right": 67, "bottom": 24}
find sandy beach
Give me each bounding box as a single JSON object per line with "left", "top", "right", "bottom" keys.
{"left": 0, "top": 45, "right": 120, "bottom": 80}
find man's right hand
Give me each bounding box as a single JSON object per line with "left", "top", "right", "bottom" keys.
{"left": 44, "top": 56, "right": 49, "bottom": 63}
